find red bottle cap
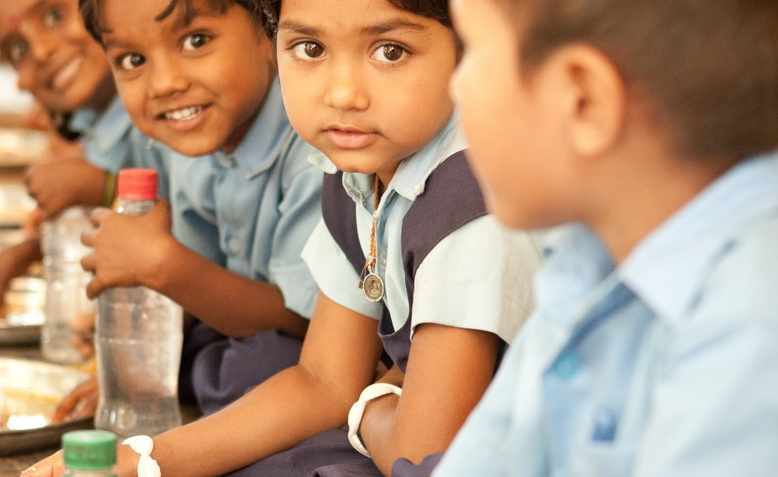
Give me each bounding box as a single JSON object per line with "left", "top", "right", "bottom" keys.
{"left": 117, "top": 169, "right": 158, "bottom": 201}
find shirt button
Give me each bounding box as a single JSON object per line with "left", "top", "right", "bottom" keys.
{"left": 228, "top": 236, "right": 242, "bottom": 255}
{"left": 551, "top": 351, "right": 581, "bottom": 379}
{"left": 592, "top": 408, "right": 619, "bottom": 442}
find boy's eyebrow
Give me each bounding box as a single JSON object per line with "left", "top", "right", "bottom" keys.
{"left": 360, "top": 19, "right": 427, "bottom": 35}
{"left": 2, "top": 0, "right": 46, "bottom": 33}
{"left": 277, "top": 20, "right": 320, "bottom": 36}
{"left": 102, "top": 31, "right": 134, "bottom": 51}
{"left": 278, "top": 18, "right": 427, "bottom": 37}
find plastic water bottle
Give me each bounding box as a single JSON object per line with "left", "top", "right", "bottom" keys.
{"left": 95, "top": 169, "right": 183, "bottom": 437}
{"left": 63, "top": 430, "right": 117, "bottom": 477}
{"left": 40, "top": 207, "right": 94, "bottom": 364}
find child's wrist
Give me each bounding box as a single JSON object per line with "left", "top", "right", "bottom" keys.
{"left": 140, "top": 235, "right": 180, "bottom": 293}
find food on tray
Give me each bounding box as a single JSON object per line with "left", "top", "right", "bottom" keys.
{"left": 0, "top": 387, "right": 60, "bottom": 430}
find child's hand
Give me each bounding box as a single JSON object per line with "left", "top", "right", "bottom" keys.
{"left": 70, "top": 310, "right": 96, "bottom": 360}
{"left": 81, "top": 202, "right": 175, "bottom": 299}
{"left": 25, "top": 154, "right": 107, "bottom": 218}
{"left": 51, "top": 376, "right": 98, "bottom": 424}
{"left": 0, "top": 240, "right": 41, "bottom": 307}
{"left": 23, "top": 209, "right": 46, "bottom": 239}
{"left": 22, "top": 103, "right": 53, "bottom": 132}
{"left": 21, "top": 445, "right": 140, "bottom": 477}
{"left": 20, "top": 450, "right": 64, "bottom": 477}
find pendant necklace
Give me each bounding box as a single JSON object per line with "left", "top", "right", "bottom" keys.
{"left": 359, "top": 174, "right": 385, "bottom": 303}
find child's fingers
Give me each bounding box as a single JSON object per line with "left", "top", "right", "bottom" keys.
{"left": 81, "top": 230, "right": 97, "bottom": 248}
{"left": 80, "top": 254, "right": 97, "bottom": 273}
{"left": 86, "top": 277, "right": 105, "bottom": 300}
{"left": 154, "top": 200, "right": 172, "bottom": 220}
{"left": 21, "top": 450, "right": 63, "bottom": 477}
{"left": 70, "top": 390, "right": 98, "bottom": 420}
{"left": 52, "top": 378, "right": 98, "bottom": 423}
{"left": 89, "top": 207, "right": 113, "bottom": 226}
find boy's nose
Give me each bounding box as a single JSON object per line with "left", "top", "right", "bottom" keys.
{"left": 323, "top": 64, "right": 369, "bottom": 112}
{"left": 26, "top": 27, "right": 56, "bottom": 63}
{"left": 148, "top": 57, "right": 190, "bottom": 99}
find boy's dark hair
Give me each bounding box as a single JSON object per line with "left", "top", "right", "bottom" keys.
{"left": 499, "top": 0, "right": 778, "bottom": 161}
{"left": 79, "top": 0, "right": 264, "bottom": 43}
{"left": 259, "top": 0, "right": 451, "bottom": 38}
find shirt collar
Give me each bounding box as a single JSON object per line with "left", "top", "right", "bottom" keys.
{"left": 620, "top": 153, "right": 778, "bottom": 322}
{"left": 212, "top": 78, "right": 292, "bottom": 178}
{"left": 536, "top": 153, "right": 778, "bottom": 326}
{"left": 534, "top": 224, "right": 614, "bottom": 324}
{"left": 308, "top": 113, "right": 467, "bottom": 205}
{"left": 69, "top": 108, "right": 98, "bottom": 134}
{"left": 77, "top": 96, "right": 133, "bottom": 154}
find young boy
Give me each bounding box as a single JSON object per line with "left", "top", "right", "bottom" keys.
{"left": 25, "top": 0, "right": 539, "bottom": 476}
{"left": 75, "top": 0, "right": 323, "bottom": 417}
{"left": 435, "top": 1, "right": 778, "bottom": 475}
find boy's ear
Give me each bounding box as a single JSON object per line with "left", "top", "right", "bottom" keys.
{"left": 548, "top": 44, "right": 627, "bottom": 160}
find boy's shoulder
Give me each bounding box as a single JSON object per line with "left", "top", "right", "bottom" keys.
{"left": 277, "top": 132, "right": 324, "bottom": 187}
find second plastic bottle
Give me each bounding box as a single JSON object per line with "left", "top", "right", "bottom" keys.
{"left": 95, "top": 169, "right": 183, "bottom": 437}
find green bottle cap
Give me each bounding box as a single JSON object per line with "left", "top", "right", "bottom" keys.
{"left": 62, "top": 430, "right": 117, "bottom": 470}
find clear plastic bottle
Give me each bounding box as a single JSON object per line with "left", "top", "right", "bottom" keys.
{"left": 95, "top": 169, "right": 183, "bottom": 437}
{"left": 40, "top": 207, "right": 94, "bottom": 364}
{"left": 63, "top": 430, "right": 117, "bottom": 477}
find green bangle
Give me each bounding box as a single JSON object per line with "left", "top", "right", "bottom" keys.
{"left": 102, "top": 172, "right": 117, "bottom": 208}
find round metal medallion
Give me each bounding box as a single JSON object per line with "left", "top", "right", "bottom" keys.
{"left": 362, "top": 273, "right": 385, "bottom": 303}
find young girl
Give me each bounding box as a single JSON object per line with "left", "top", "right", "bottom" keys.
{"left": 25, "top": 0, "right": 540, "bottom": 475}
{"left": 435, "top": 0, "right": 778, "bottom": 475}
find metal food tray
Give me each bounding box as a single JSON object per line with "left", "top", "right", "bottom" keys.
{"left": 0, "top": 324, "right": 40, "bottom": 346}
{"left": 0, "top": 277, "right": 46, "bottom": 346}
{"left": 0, "top": 358, "right": 92, "bottom": 456}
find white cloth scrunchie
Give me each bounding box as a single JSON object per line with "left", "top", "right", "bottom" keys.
{"left": 123, "top": 435, "right": 162, "bottom": 477}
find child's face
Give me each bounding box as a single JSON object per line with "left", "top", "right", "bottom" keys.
{"left": 0, "top": 0, "right": 114, "bottom": 113}
{"left": 101, "top": 0, "right": 274, "bottom": 156}
{"left": 451, "top": 0, "right": 571, "bottom": 229}
{"left": 276, "top": 0, "right": 458, "bottom": 179}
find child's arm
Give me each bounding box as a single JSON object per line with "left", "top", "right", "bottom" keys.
{"left": 25, "top": 294, "right": 381, "bottom": 477}
{"left": 81, "top": 203, "right": 308, "bottom": 337}
{"left": 0, "top": 238, "right": 41, "bottom": 305}
{"left": 359, "top": 324, "right": 501, "bottom": 475}
{"left": 25, "top": 149, "right": 109, "bottom": 218}
{"left": 26, "top": 136, "right": 110, "bottom": 215}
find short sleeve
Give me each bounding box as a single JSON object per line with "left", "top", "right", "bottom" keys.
{"left": 302, "top": 220, "right": 384, "bottom": 320}
{"left": 412, "top": 215, "right": 540, "bottom": 343}
{"left": 267, "top": 150, "right": 323, "bottom": 319}
{"left": 81, "top": 101, "right": 136, "bottom": 173}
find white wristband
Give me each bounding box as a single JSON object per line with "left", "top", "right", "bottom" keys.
{"left": 347, "top": 383, "right": 403, "bottom": 458}
{"left": 122, "top": 435, "right": 161, "bottom": 477}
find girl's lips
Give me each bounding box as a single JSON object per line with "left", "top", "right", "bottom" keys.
{"left": 325, "top": 129, "right": 379, "bottom": 150}
{"left": 52, "top": 56, "right": 84, "bottom": 92}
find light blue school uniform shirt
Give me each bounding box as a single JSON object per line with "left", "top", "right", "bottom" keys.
{"left": 302, "top": 116, "right": 540, "bottom": 341}
{"left": 71, "top": 96, "right": 149, "bottom": 174}
{"left": 434, "top": 154, "right": 778, "bottom": 477}
{"left": 155, "top": 79, "right": 323, "bottom": 318}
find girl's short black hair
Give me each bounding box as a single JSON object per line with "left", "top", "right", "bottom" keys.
{"left": 80, "top": 0, "right": 264, "bottom": 43}
{"left": 259, "top": 0, "right": 451, "bottom": 38}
